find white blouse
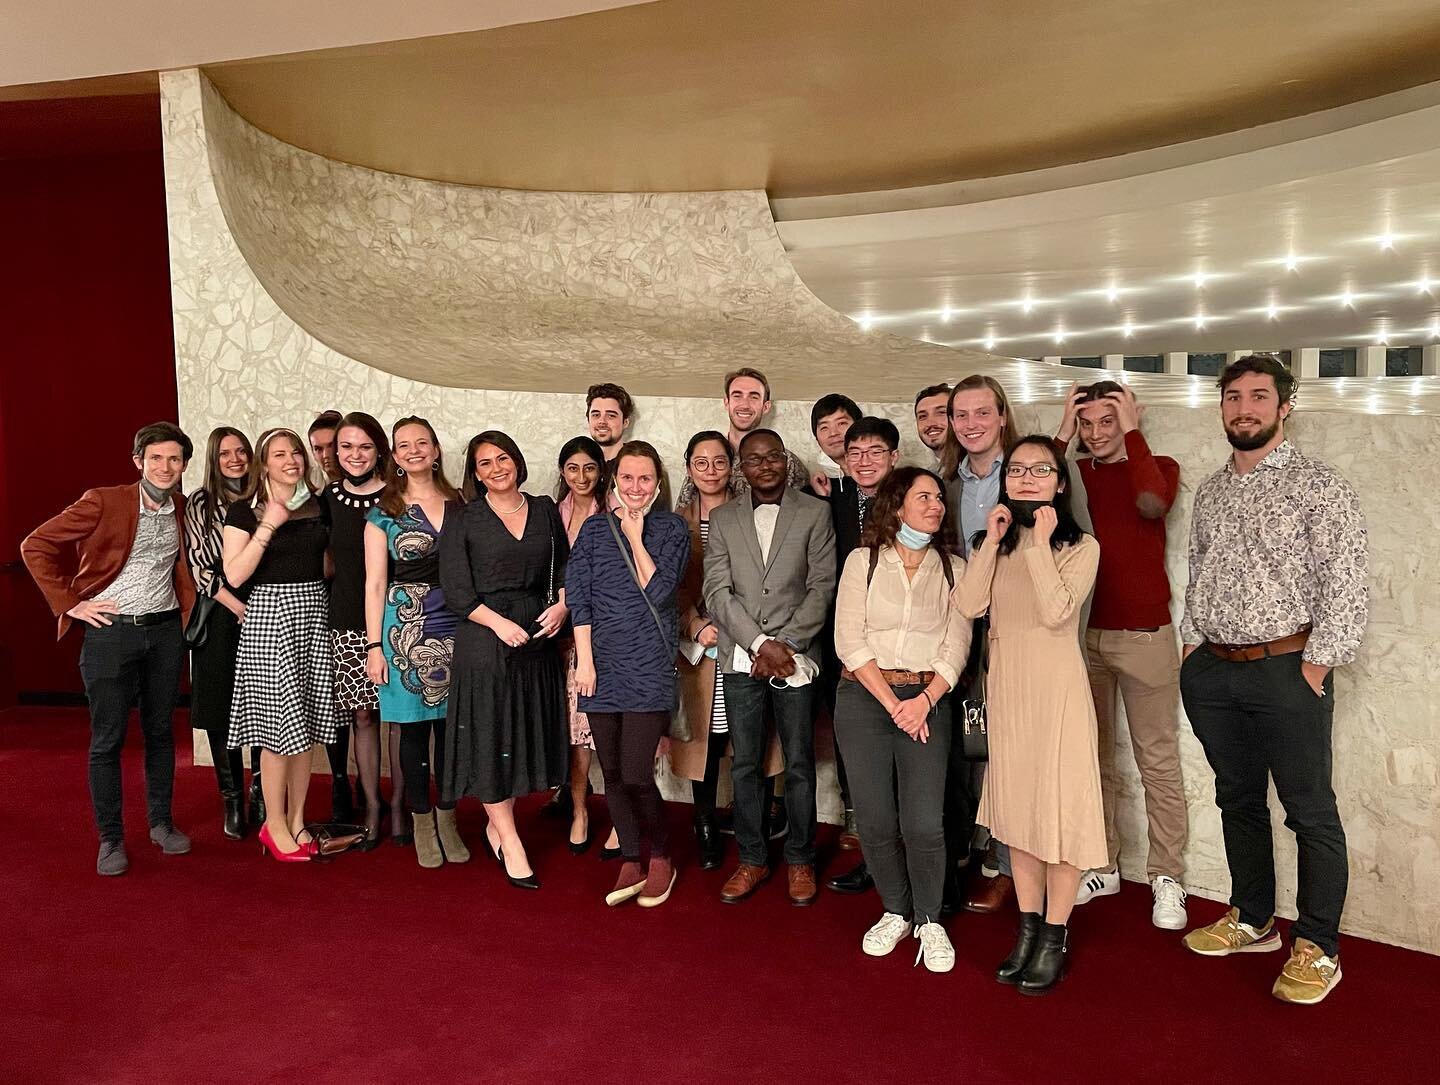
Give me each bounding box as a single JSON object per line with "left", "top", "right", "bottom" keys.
{"left": 833, "top": 544, "right": 972, "bottom": 690}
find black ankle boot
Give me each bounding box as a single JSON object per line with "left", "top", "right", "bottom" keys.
{"left": 1018, "top": 922, "right": 1068, "bottom": 995}
{"left": 249, "top": 776, "right": 266, "bottom": 825}
{"left": 331, "top": 776, "right": 355, "bottom": 823}
{"left": 221, "top": 792, "right": 245, "bottom": 840}
{"left": 694, "top": 813, "right": 723, "bottom": 871}
{"left": 995, "top": 911, "right": 1042, "bottom": 984}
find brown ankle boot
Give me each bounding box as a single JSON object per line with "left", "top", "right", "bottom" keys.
{"left": 605, "top": 860, "right": 646, "bottom": 907}
{"left": 638, "top": 856, "right": 676, "bottom": 908}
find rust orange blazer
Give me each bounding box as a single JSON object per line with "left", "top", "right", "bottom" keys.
{"left": 22, "top": 483, "right": 197, "bottom": 641}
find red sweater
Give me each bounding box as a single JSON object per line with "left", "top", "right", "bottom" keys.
{"left": 1059, "top": 430, "right": 1179, "bottom": 630}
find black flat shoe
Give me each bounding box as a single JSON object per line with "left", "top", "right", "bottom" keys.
{"left": 826, "top": 861, "right": 874, "bottom": 895}
{"left": 599, "top": 844, "right": 622, "bottom": 861}
{"left": 568, "top": 833, "right": 592, "bottom": 855}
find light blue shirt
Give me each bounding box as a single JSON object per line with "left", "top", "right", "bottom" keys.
{"left": 957, "top": 454, "right": 1003, "bottom": 556}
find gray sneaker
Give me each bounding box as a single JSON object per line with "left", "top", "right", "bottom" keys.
{"left": 97, "top": 840, "right": 129, "bottom": 876}
{"left": 149, "top": 824, "right": 192, "bottom": 855}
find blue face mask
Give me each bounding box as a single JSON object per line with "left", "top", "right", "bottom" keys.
{"left": 704, "top": 646, "right": 718, "bottom": 660}
{"left": 896, "top": 522, "right": 933, "bottom": 550}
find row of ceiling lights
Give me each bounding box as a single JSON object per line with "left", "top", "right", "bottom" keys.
{"left": 850, "top": 232, "right": 1440, "bottom": 346}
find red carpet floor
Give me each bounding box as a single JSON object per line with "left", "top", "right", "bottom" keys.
{"left": 3, "top": 707, "right": 1437, "bottom": 1085}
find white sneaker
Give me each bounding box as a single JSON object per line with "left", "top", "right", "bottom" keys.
{"left": 1151, "top": 875, "right": 1188, "bottom": 930}
{"left": 1074, "top": 868, "right": 1121, "bottom": 905}
{"left": 913, "top": 922, "right": 955, "bottom": 973}
{"left": 862, "top": 912, "right": 911, "bottom": 957}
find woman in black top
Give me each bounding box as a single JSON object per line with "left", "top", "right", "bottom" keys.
{"left": 183, "top": 426, "right": 256, "bottom": 839}
{"left": 441, "top": 431, "right": 570, "bottom": 889}
{"left": 319, "top": 412, "right": 391, "bottom": 844}
{"left": 223, "top": 428, "right": 337, "bottom": 862}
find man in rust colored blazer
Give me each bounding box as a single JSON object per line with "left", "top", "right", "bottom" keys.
{"left": 23, "top": 422, "right": 198, "bottom": 876}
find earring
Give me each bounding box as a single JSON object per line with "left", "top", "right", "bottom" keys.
{"left": 432, "top": 462, "right": 440, "bottom": 472}
{"left": 396, "top": 467, "right": 406, "bottom": 477}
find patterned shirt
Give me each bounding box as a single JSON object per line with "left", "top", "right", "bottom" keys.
{"left": 1179, "top": 441, "right": 1368, "bottom": 667}
{"left": 98, "top": 489, "right": 180, "bottom": 614}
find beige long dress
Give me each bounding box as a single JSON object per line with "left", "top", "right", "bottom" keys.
{"left": 957, "top": 529, "right": 1107, "bottom": 869}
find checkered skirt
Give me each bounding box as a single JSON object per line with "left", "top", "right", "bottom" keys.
{"left": 228, "top": 581, "right": 338, "bottom": 756}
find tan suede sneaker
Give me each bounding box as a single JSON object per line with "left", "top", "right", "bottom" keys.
{"left": 1182, "top": 907, "right": 1282, "bottom": 956}
{"left": 1272, "top": 938, "right": 1342, "bottom": 1004}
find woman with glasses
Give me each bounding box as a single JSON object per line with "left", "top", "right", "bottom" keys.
{"left": 956, "top": 435, "right": 1103, "bottom": 994}
{"left": 833, "top": 466, "right": 970, "bottom": 972}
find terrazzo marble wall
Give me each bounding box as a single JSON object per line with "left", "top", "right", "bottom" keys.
{"left": 163, "top": 69, "right": 1438, "bottom": 953}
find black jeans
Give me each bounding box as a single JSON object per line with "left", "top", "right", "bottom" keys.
{"left": 723, "top": 674, "right": 816, "bottom": 867}
{"left": 1181, "top": 647, "right": 1346, "bottom": 956}
{"left": 399, "top": 718, "right": 451, "bottom": 815}
{"left": 834, "top": 680, "right": 951, "bottom": 923}
{"left": 589, "top": 710, "right": 671, "bottom": 860}
{"left": 78, "top": 616, "right": 184, "bottom": 842}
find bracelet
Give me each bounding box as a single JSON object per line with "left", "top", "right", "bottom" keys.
{"left": 365, "top": 641, "right": 382, "bottom": 651}
{"left": 921, "top": 690, "right": 935, "bottom": 713}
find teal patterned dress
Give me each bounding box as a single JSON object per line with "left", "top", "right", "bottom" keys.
{"left": 367, "top": 502, "right": 458, "bottom": 723}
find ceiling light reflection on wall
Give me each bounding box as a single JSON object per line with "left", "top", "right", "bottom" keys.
{"left": 856, "top": 314, "right": 874, "bottom": 331}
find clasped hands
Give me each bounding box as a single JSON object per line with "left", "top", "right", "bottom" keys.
{"left": 751, "top": 638, "right": 797, "bottom": 680}
{"left": 890, "top": 694, "right": 931, "bottom": 743}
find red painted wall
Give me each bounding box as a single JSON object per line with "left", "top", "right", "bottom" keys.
{"left": 0, "top": 142, "right": 177, "bottom": 701}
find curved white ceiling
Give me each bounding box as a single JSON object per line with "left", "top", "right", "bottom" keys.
{"left": 779, "top": 83, "right": 1440, "bottom": 360}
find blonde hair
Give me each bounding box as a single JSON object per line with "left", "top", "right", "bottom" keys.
{"left": 252, "top": 428, "right": 312, "bottom": 508}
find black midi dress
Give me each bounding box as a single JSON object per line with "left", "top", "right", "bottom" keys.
{"left": 439, "top": 494, "right": 570, "bottom": 804}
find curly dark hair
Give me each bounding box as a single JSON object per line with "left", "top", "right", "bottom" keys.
{"left": 861, "top": 466, "right": 960, "bottom": 556}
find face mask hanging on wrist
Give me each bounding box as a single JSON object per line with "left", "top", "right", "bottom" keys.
{"left": 896, "top": 522, "right": 933, "bottom": 550}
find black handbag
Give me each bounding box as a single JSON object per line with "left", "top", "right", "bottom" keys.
{"left": 183, "top": 593, "right": 219, "bottom": 650}
{"left": 959, "top": 614, "right": 989, "bottom": 762}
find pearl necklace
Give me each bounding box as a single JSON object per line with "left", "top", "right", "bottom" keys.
{"left": 487, "top": 493, "right": 525, "bottom": 516}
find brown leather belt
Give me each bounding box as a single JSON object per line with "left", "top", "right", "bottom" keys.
{"left": 1205, "top": 626, "right": 1311, "bottom": 663}
{"left": 841, "top": 666, "right": 936, "bottom": 687}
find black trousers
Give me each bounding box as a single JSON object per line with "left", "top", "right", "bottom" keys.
{"left": 1181, "top": 647, "right": 1346, "bottom": 956}
{"left": 399, "top": 718, "right": 452, "bottom": 815}
{"left": 590, "top": 710, "right": 671, "bottom": 860}
{"left": 725, "top": 674, "right": 816, "bottom": 867}
{"left": 834, "top": 680, "right": 951, "bottom": 923}
{"left": 78, "top": 616, "right": 184, "bottom": 842}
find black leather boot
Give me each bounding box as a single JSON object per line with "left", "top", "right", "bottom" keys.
{"left": 211, "top": 738, "right": 246, "bottom": 840}
{"left": 695, "top": 813, "right": 723, "bottom": 871}
{"left": 995, "top": 911, "right": 1042, "bottom": 984}
{"left": 249, "top": 775, "right": 267, "bottom": 826}
{"left": 330, "top": 775, "right": 356, "bottom": 824}
{"left": 1018, "top": 922, "right": 1068, "bottom": 995}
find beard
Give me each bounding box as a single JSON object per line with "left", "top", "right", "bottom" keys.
{"left": 1225, "top": 418, "right": 1280, "bottom": 451}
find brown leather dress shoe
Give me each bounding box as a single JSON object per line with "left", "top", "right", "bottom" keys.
{"left": 964, "top": 872, "right": 1014, "bottom": 914}
{"left": 788, "top": 863, "right": 818, "bottom": 906}
{"left": 720, "top": 863, "right": 771, "bottom": 903}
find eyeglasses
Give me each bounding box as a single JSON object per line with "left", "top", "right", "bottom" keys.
{"left": 689, "top": 457, "right": 730, "bottom": 472}
{"left": 740, "top": 451, "right": 788, "bottom": 469}
{"left": 1006, "top": 463, "right": 1058, "bottom": 478}
{"left": 845, "top": 446, "right": 892, "bottom": 463}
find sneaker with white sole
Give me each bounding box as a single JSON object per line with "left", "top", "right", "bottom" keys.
{"left": 1272, "top": 939, "right": 1342, "bottom": 1004}
{"left": 1182, "top": 907, "right": 1282, "bottom": 956}
{"left": 862, "top": 912, "right": 911, "bottom": 957}
{"left": 1151, "top": 875, "right": 1188, "bottom": 930}
{"left": 1074, "top": 868, "right": 1120, "bottom": 905}
{"left": 913, "top": 922, "right": 955, "bottom": 973}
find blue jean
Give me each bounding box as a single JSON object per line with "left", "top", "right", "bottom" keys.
{"left": 722, "top": 673, "right": 816, "bottom": 866}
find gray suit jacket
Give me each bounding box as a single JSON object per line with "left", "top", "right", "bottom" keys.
{"left": 702, "top": 488, "right": 837, "bottom": 673}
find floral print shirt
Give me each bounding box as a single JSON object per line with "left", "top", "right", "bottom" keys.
{"left": 1179, "top": 441, "right": 1369, "bottom": 667}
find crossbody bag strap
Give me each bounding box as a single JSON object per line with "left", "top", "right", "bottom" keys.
{"left": 605, "top": 511, "right": 669, "bottom": 648}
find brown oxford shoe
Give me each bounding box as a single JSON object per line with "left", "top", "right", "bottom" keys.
{"left": 720, "top": 863, "right": 771, "bottom": 903}
{"left": 788, "top": 863, "right": 818, "bottom": 906}
{"left": 964, "top": 872, "right": 1014, "bottom": 914}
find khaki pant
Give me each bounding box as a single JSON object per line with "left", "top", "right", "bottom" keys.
{"left": 1086, "top": 625, "right": 1187, "bottom": 881}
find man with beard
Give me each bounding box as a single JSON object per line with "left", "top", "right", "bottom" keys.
{"left": 1054, "top": 380, "right": 1189, "bottom": 931}
{"left": 913, "top": 384, "right": 952, "bottom": 472}
{"left": 23, "top": 422, "right": 198, "bottom": 876}
{"left": 586, "top": 382, "right": 634, "bottom": 467}
{"left": 704, "top": 429, "right": 836, "bottom": 906}
{"left": 1179, "top": 354, "right": 1367, "bottom": 1006}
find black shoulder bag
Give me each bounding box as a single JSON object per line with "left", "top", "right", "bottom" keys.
{"left": 959, "top": 614, "right": 990, "bottom": 762}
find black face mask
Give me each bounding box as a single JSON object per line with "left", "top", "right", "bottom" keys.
{"left": 140, "top": 478, "right": 178, "bottom": 505}
{"left": 221, "top": 476, "right": 247, "bottom": 494}
{"left": 342, "top": 467, "right": 376, "bottom": 486}
{"left": 1004, "top": 497, "right": 1052, "bottom": 528}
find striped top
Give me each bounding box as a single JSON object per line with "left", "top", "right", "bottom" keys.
{"left": 700, "top": 518, "right": 729, "bottom": 734}
{"left": 182, "top": 489, "right": 230, "bottom": 599}
{"left": 565, "top": 509, "right": 691, "bottom": 713}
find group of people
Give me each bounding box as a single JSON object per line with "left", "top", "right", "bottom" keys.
{"left": 23, "top": 354, "right": 1368, "bottom": 1004}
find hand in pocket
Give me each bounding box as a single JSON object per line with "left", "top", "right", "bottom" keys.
{"left": 1300, "top": 659, "right": 1330, "bottom": 698}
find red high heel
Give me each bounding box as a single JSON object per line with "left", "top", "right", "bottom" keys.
{"left": 259, "top": 823, "right": 311, "bottom": 863}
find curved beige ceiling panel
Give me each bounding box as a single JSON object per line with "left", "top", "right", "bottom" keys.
{"left": 198, "top": 74, "right": 995, "bottom": 399}
{"left": 203, "top": 0, "right": 1440, "bottom": 197}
